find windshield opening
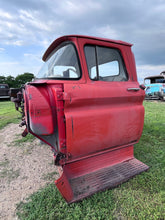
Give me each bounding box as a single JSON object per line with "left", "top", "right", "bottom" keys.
{"left": 37, "top": 43, "right": 81, "bottom": 79}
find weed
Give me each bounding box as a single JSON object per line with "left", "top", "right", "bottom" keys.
{"left": 42, "top": 171, "right": 58, "bottom": 181}
{"left": 0, "top": 159, "right": 9, "bottom": 167}
{"left": 0, "top": 168, "right": 20, "bottom": 182}
{"left": 14, "top": 133, "right": 35, "bottom": 144}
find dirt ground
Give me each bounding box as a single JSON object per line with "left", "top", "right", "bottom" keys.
{"left": 0, "top": 124, "right": 59, "bottom": 220}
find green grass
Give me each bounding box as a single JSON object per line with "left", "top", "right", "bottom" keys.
{"left": 16, "top": 185, "right": 115, "bottom": 220}
{"left": 0, "top": 101, "right": 34, "bottom": 143}
{"left": 14, "top": 101, "right": 165, "bottom": 219}
{"left": 0, "top": 101, "right": 20, "bottom": 129}
{"left": 14, "top": 133, "right": 35, "bottom": 144}
{"left": 113, "top": 101, "right": 165, "bottom": 219}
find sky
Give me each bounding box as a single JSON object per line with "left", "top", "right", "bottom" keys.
{"left": 0, "top": 0, "right": 165, "bottom": 82}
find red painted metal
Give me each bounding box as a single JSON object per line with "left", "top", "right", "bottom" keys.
{"left": 21, "top": 35, "right": 149, "bottom": 203}
{"left": 55, "top": 145, "right": 148, "bottom": 203}
{"left": 26, "top": 85, "right": 54, "bottom": 135}
{"left": 42, "top": 35, "right": 132, "bottom": 61}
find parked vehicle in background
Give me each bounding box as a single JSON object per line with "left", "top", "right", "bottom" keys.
{"left": 158, "top": 72, "right": 165, "bottom": 100}
{"left": 159, "top": 86, "right": 165, "bottom": 100}
{"left": 0, "top": 84, "right": 10, "bottom": 99}
{"left": 144, "top": 72, "right": 165, "bottom": 100}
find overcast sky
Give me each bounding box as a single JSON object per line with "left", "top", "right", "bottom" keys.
{"left": 0, "top": 0, "right": 165, "bottom": 82}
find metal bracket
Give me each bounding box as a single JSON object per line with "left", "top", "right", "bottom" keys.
{"left": 54, "top": 152, "right": 66, "bottom": 166}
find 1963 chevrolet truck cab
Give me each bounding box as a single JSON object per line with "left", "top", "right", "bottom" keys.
{"left": 12, "top": 35, "right": 149, "bottom": 203}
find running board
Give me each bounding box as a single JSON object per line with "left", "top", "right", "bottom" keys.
{"left": 55, "top": 146, "right": 149, "bottom": 203}
{"left": 69, "top": 158, "right": 149, "bottom": 203}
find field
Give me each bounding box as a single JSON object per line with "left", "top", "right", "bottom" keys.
{"left": 0, "top": 101, "right": 20, "bottom": 129}
{"left": 0, "top": 101, "right": 165, "bottom": 219}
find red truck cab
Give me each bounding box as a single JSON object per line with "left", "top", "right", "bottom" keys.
{"left": 21, "top": 35, "right": 149, "bottom": 203}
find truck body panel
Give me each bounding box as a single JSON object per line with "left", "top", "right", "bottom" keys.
{"left": 11, "top": 35, "right": 149, "bottom": 203}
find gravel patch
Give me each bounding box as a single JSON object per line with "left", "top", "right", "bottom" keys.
{"left": 0, "top": 124, "right": 59, "bottom": 220}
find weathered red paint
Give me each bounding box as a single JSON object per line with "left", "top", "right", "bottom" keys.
{"left": 26, "top": 85, "right": 54, "bottom": 135}
{"left": 22, "top": 35, "right": 149, "bottom": 203}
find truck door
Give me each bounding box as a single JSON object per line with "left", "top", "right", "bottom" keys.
{"left": 64, "top": 40, "right": 145, "bottom": 161}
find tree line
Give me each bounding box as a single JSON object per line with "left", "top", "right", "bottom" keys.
{"left": 0, "top": 73, "right": 35, "bottom": 88}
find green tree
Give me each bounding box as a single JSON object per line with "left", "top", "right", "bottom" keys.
{"left": 15, "top": 73, "right": 34, "bottom": 88}
{"left": 5, "top": 75, "right": 16, "bottom": 88}
{"left": 0, "top": 76, "right": 6, "bottom": 84}
{"left": 0, "top": 73, "right": 34, "bottom": 88}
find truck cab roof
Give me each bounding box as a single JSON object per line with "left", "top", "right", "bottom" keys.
{"left": 43, "top": 35, "right": 132, "bottom": 61}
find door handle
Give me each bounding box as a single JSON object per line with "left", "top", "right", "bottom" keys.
{"left": 127, "top": 88, "right": 140, "bottom": 91}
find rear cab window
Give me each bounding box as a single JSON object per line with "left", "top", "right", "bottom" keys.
{"left": 84, "top": 45, "right": 128, "bottom": 82}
